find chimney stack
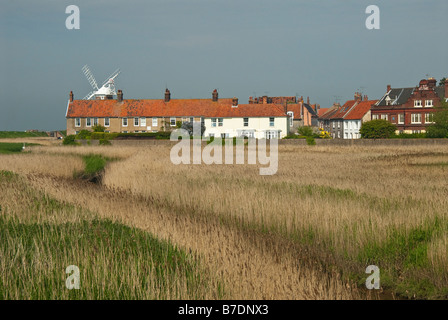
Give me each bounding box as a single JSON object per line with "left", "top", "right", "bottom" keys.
{"left": 262, "top": 95, "right": 268, "bottom": 104}
{"left": 248, "top": 96, "right": 254, "bottom": 104}
{"left": 445, "top": 78, "right": 448, "bottom": 99}
{"left": 354, "top": 92, "right": 362, "bottom": 102}
{"left": 165, "top": 88, "right": 171, "bottom": 102}
{"left": 117, "top": 90, "right": 123, "bottom": 102}
{"left": 232, "top": 97, "right": 238, "bottom": 107}
{"left": 307, "top": 96, "right": 310, "bottom": 104}
{"left": 212, "top": 89, "right": 218, "bottom": 102}
{"left": 387, "top": 84, "right": 391, "bottom": 92}
{"left": 69, "top": 91, "right": 74, "bottom": 102}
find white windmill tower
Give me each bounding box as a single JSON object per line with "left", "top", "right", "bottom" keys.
{"left": 82, "top": 65, "right": 121, "bottom": 100}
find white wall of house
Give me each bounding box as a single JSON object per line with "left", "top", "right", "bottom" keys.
{"left": 203, "top": 116, "right": 288, "bottom": 139}
{"left": 343, "top": 120, "right": 362, "bottom": 139}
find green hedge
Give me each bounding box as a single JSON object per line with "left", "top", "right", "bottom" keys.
{"left": 76, "top": 131, "right": 172, "bottom": 141}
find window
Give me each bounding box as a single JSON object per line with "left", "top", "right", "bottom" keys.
{"left": 170, "top": 117, "right": 176, "bottom": 126}
{"left": 212, "top": 118, "right": 217, "bottom": 127}
{"left": 86, "top": 118, "right": 91, "bottom": 127}
{"left": 412, "top": 130, "right": 421, "bottom": 134}
{"left": 414, "top": 100, "right": 422, "bottom": 107}
{"left": 218, "top": 118, "right": 223, "bottom": 127}
{"left": 152, "top": 118, "right": 158, "bottom": 127}
{"left": 332, "top": 121, "right": 335, "bottom": 128}
{"left": 94, "top": 118, "right": 98, "bottom": 126}
{"left": 75, "top": 131, "right": 80, "bottom": 135}
{"left": 75, "top": 118, "right": 81, "bottom": 127}
{"left": 269, "top": 117, "right": 274, "bottom": 127}
{"left": 122, "top": 118, "right": 128, "bottom": 127}
{"left": 140, "top": 118, "right": 146, "bottom": 127}
{"left": 372, "top": 114, "right": 379, "bottom": 120}
{"left": 134, "top": 117, "right": 139, "bottom": 126}
{"left": 338, "top": 121, "right": 340, "bottom": 128}
{"left": 123, "top": 131, "right": 128, "bottom": 133}
{"left": 411, "top": 113, "right": 421, "bottom": 124}
{"left": 398, "top": 114, "right": 405, "bottom": 124}
{"left": 244, "top": 117, "right": 249, "bottom": 127}
{"left": 209, "top": 133, "right": 215, "bottom": 138}
{"left": 287, "top": 112, "right": 293, "bottom": 127}
{"left": 425, "top": 113, "right": 434, "bottom": 124}
{"left": 381, "top": 114, "right": 388, "bottom": 120}
{"left": 104, "top": 117, "right": 110, "bottom": 127}
{"left": 338, "top": 132, "right": 340, "bottom": 138}
{"left": 425, "top": 100, "right": 433, "bottom": 107}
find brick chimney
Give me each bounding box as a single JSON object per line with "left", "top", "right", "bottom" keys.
{"left": 387, "top": 84, "right": 391, "bottom": 92}
{"left": 364, "top": 95, "right": 368, "bottom": 101}
{"left": 212, "top": 89, "right": 218, "bottom": 102}
{"left": 428, "top": 77, "right": 437, "bottom": 88}
{"left": 232, "top": 97, "right": 238, "bottom": 107}
{"left": 69, "top": 91, "right": 74, "bottom": 102}
{"left": 262, "top": 95, "right": 268, "bottom": 104}
{"left": 248, "top": 96, "right": 254, "bottom": 104}
{"left": 117, "top": 90, "right": 123, "bottom": 102}
{"left": 307, "top": 96, "right": 310, "bottom": 104}
{"left": 445, "top": 78, "right": 448, "bottom": 98}
{"left": 165, "top": 88, "right": 171, "bottom": 102}
{"left": 354, "top": 92, "right": 362, "bottom": 102}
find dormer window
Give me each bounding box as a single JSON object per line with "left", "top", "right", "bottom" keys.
{"left": 414, "top": 100, "right": 422, "bottom": 107}
{"left": 385, "top": 96, "right": 392, "bottom": 106}
{"left": 425, "top": 100, "right": 433, "bottom": 107}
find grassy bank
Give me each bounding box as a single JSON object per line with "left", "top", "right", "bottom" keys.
{"left": 0, "top": 131, "right": 48, "bottom": 139}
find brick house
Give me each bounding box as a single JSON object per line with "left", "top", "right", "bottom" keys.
{"left": 371, "top": 78, "right": 448, "bottom": 134}
{"left": 319, "top": 93, "right": 377, "bottom": 139}
{"left": 66, "top": 89, "right": 289, "bottom": 139}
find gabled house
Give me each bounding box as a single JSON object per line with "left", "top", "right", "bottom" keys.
{"left": 319, "top": 93, "right": 377, "bottom": 139}
{"left": 371, "top": 78, "right": 448, "bottom": 134}
{"left": 66, "top": 89, "right": 289, "bottom": 139}
{"left": 249, "top": 95, "right": 319, "bottom": 133}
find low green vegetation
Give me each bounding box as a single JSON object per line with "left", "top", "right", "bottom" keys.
{"left": 0, "top": 216, "right": 210, "bottom": 299}
{"left": 0, "top": 142, "right": 39, "bottom": 154}
{"left": 0, "top": 170, "right": 218, "bottom": 300}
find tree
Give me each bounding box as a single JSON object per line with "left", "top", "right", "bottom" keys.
{"left": 439, "top": 77, "right": 446, "bottom": 86}
{"left": 360, "top": 119, "right": 396, "bottom": 139}
{"left": 297, "top": 126, "right": 314, "bottom": 137}
{"left": 92, "top": 124, "right": 106, "bottom": 132}
{"left": 181, "top": 121, "right": 206, "bottom": 137}
{"left": 426, "top": 99, "right": 448, "bottom": 138}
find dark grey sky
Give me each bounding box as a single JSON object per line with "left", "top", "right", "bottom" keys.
{"left": 1, "top": 0, "right": 447, "bottom": 131}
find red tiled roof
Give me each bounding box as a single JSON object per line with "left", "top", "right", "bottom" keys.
{"left": 66, "top": 99, "right": 287, "bottom": 118}
{"left": 286, "top": 103, "right": 302, "bottom": 119}
{"left": 344, "top": 100, "right": 378, "bottom": 120}
{"left": 317, "top": 108, "right": 330, "bottom": 117}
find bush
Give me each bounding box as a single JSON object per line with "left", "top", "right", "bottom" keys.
{"left": 360, "top": 120, "right": 397, "bottom": 139}
{"left": 92, "top": 124, "right": 106, "bottom": 133}
{"left": 76, "top": 130, "right": 92, "bottom": 140}
{"left": 306, "top": 136, "right": 316, "bottom": 146}
{"left": 99, "top": 139, "right": 112, "bottom": 146}
{"left": 62, "top": 135, "right": 79, "bottom": 146}
{"left": 298, "top": 126, "right": 314, "bottom": 137}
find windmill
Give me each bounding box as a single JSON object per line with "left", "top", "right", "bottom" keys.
{"left": 82, "top": 65, "right": 121, "bottom": 100}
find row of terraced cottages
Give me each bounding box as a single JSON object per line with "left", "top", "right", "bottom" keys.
{"left": 66, "top": 89, "right": 319, "bottom": 139}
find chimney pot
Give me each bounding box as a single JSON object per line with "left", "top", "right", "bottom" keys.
{"left": 69, "top": 91, "right": 74, "bottom": 102}
{"left": 165, "top": 88, "right": 171, "bottom": 102}
{"left": 212, "top": 89, "right": 218, "bottom": 102}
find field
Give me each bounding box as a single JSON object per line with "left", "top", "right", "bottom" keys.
{"left": 1, "top": 137, "right": 447, "bottom": 299}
